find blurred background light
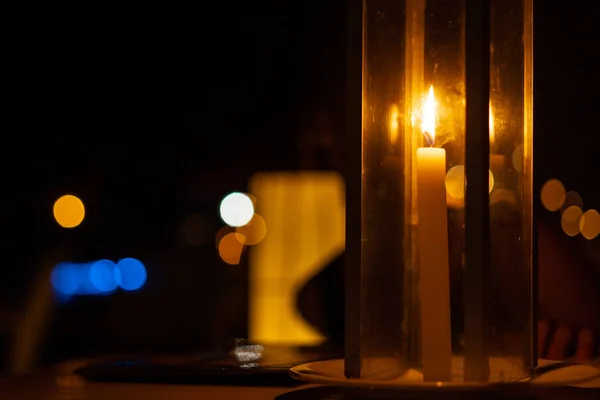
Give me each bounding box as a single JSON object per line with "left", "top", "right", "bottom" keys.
{"left": 561, "top": 205, "right": 584, "bottom": 237}
{"left": 560, "top": 190, "right": 583, "bottom": 214}
{"left": 219, "top": 192, "right": 254, "bottom": 227}
{"left": 53, "top": 194, "right": 85, "bottom": 228}
{"left": 50, "top": 263, "right": 81, "bottom": 296}
{"left": 512, "top": 143, "right": 524, "bottom": 172}
{"left": 114, "top": 258, "right": 147, "bottom": 291}
{"left": 541, "top": 179, "right": 566, "bottom": 212}
{"left": 218, "top": 232, "right": 245, "bottom": 265}
{"left": 235, "top": 213, "right": 267, "bottom": 246}
{"left": 51, "top": 258, "right": 146, "bottom": 297}
{"left": 445, "top": 165, "right": 494, "bottom": 206}
{"left": 580, "top": 209, "right": 600, "bottom": 240}
{"left": 215, "top": 226, "right": 235, "bottom": 250}
{"left": 88, "top": 259, "right": 118, "bottom": 292}
{"left": 490, "top": 188, "right": 516, "bottom": 206}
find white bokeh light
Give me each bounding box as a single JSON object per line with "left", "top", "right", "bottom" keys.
{"left": 220, "top": 192, "right": 254, "bottom": 227}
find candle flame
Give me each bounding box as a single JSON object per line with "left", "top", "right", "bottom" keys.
{"left": 421, "top": 85, "right": 436, "bottom": 146}
{"left": 489, "top": 102, "right": 495, "bottom": 144}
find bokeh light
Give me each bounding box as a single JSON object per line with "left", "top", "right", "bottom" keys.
{"left": 560, "top": 191, "right": 583, "bottom": 214}
{"left": 218, "top": 232, "right": 245, "bottom": 265}
{"left": 51, "top": 263, "right": 81, "bottom": 296}
{"left": 445, "top": 165, "right": 465, "bottom": 199}
{"left": 115, "top": 258, "right": 147, "bottom": 291}
{"left": 580, "top": 209, "right": 600, "bottom": 240}
{"left": 245, "top": 193, "right": 258, "bottom": 207}
{"left": 512, "top": 143, "right": 524, "bottom": 172}
{"left": 445, "top": 165, "right": 494, "bottom": 201}
{"left": 88, "top": 260, "right": 118, "bottom": 292}
{"left": 220, "top": 192, "right": 254, "bottom": 227}
{"left": 53, "top": 194, "right": 85, "bottom": 228}
{"left": 215, "top": 225, "right": 235, "bottom": 250}
{"left": 561, "top": 205, "right": 584, "bottom": 237}
{"left": 235, "top": 213, "right": 267, "bottom": 246}
{"left": 490, "top": 188, "right": 516, "bottom": 206}
{"left": 51, "top": 258, "right": 146, "bottom": 298}
{"left": 540, "top": 179, "right": 566, "bottom": 212}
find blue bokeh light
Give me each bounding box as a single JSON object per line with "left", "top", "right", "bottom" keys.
{"left": 88, "top": 259, "right": 118, "bottom": 292}
{"left": 50, "top": 262, "right": 81, "bottom": 296}
{"left": 51, "top": 257, "right": 147, "bottom": 299}
{"left": 115, "top": 258, "right": 147, "bottom": 291}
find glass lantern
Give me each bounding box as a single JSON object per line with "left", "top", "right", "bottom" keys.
{"left": 345, "top": 0, "right": 534, "bottom": 383}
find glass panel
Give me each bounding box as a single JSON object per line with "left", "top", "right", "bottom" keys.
{"left": 346, "top": 0, "right": 534, "bottom": 383}
{"left": 488, "top": 0, "right": 535, "bottom": 374}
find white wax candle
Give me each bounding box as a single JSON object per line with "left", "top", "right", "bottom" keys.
{"left": 417, "top": 147, "right": 452, "bottom": 382}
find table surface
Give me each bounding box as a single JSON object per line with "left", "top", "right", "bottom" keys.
{"left": 2, "top": 374, "right": 600, "bottom": 400}
{"left": 1, "top": 363, "right": 598, "bottom": 400}
{"left": 0, "top": 370, "right": 312, "bottom": 400}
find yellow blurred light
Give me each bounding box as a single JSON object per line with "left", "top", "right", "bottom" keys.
{"left": 489, "top": 102, "right": 495, "bottom": 144}
{"left": 53, "top": 195, "right": 85, "bottom": 228}
{"left": 389, "top": 104, "right": 399, "bottom": 143}
{"left": 218, "top": 232, "right": 245, "bottom": 265}
{"left": 580, "top": 209, "right": 600, "bottom": 240}
{"left": 445, "top": 165, "right": 465, "bottom": 200}
{"left": 248, "top": 171, "right": 343, "bottom": 346}
{"left": 236, "top": 213, "right": 267, "bottom": 246}
{"left": 561, "top": 205, "right": 583, "bottom": 237}
{"left": 445, "top": 165, "right": 494, "bottom": 202}
{"left": 560, "top": 191, "right": 583, "bottom": 214}
{"left": 220, "top": 192, "right": 254, "bottom": 227}
{"left": 540, "top": 179, "right": 566, "bottom": 212}
{"left": 512, "top": 143, "right": 524, "bottom": 172}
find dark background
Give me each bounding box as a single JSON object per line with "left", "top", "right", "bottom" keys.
{"left": 1, "top": 0, "right": 598, "bottom": 371}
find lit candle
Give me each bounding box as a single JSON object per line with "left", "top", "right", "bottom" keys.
{"left": 416, "top": 86, "right": 452, "bottom": 382}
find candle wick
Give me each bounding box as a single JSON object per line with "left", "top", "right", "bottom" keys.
{"left": 424, "top": 131, "right": 435, "bottom": 147}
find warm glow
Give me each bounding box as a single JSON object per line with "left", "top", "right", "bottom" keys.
{"left": 580, "top": 209, "right": 600, "bottom": 240}
{"left": 561, "top": 206, "right": 583, "bottom": 237}
{"left": 541, "top": 179, "right": 566, "bottom": 212}
{"left": 445, "top": 165, "right": 494, "bottom": 202}
{"left": 248, "top": 172, "right": 343, "bottom": 345}
{"left": 421, "top": 85, "right": 436, "bottom": 146}
{"left": 236, "top": 213, "right": 267, "bottom": 246}
{"left": 512, "top": 144, "right": 524, "bottom": 172}
{"left": 489, "top": 103, "right": 495, "bottom": 144}
{"left": 389, "top": 104, "right": 399, "bottom": 143}
{"left": 215, "top": 226, "right": 235, "bottom": 250}
{"left": 53, "top": 195, "right": 85, "bottom": 228}
{"left": 218, "top": 232, "right": 245, "bottom": 265}
{"left": 560, "top": 191, "right": 583, "bottom": 214}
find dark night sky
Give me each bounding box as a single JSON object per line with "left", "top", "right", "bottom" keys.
{"left": 0, "top": 0, "right": 599, "bottom": 362}
{"left": 2, "top": 1, "right": 347, "bottom": 305}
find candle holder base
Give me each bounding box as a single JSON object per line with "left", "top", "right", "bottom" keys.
{"left": 289, "top": 358, "right": 600, "bottom": 389}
